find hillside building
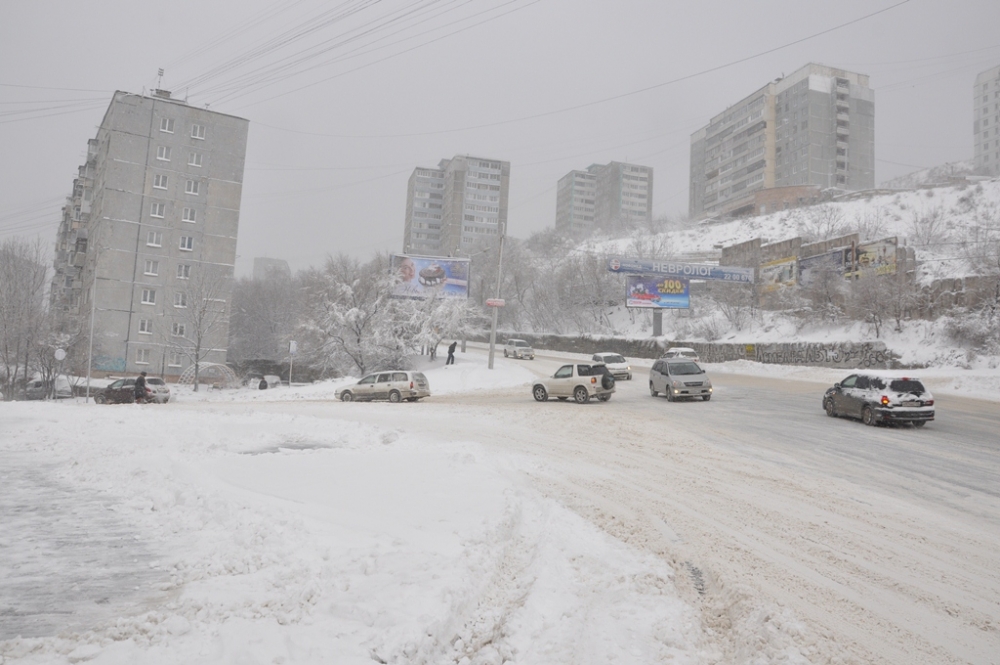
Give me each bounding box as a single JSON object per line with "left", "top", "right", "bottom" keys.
{"left": 50, "top": 90, "right": 249, "bottom": 377}
{"left": 252, "top": 257, "right": 291, "bottom": 281}
{"left": 974, "top": 64, "right": 1000, "bottom": 176}
{"left": 555, "top": 162, "right": 653, "bottom": 236}
{"left": 689, "top": 63, "right": 874, "bottom": 219}
{"left": 403, "top": 155, "right": 509, "bottom": 257}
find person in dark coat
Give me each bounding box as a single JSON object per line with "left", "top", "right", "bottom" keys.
{"left": 134, "top": 371, "right": 147, "bottom": 404}
{"left": 446, "top": 341, "right": 457, "bottom": 365}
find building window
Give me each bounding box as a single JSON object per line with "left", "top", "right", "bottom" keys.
{"left": 174, "top": 292, "right": 188, "bottom": 308}
{"left": 191, "top": 124, "right": 206, "bottom": 140}
{"left": 185, "top": 180, "right": 200, "bottom": 195}
{"left": 179, "top": 236, "right": 193, "bottom": 251}
{"left": 172, "top": 322, "right": 186, "bottom": 337}
{"left": 177, "top": 263, "right": 191, "bottom": 279}
{"left": 188, "top": 152, "right": 203, "bottom": 167}
{"left": 147, "top": 231, "right": 162, "bottom": 247}
{"left": 139, "top": 319, "right": 153, "bottom": 334}
{"left": 150, "top": 202, "right": 165, "bottom": 218}
{"left": 156, "top": 146, "right": 171, "bottom": 161}
{"left": 141, "top": 289, "right": 156, "bottom": 304}
{"left": 160, "top": 118, "right": 174, "bottom": 133}
{"left": 168, "top": 352, "right": 183, "bottom": 367}
{"left": 182, "top": 207, "right": 196, "bottom": 223}
{"left": 136, "top": 348, "right": 151, "bottom": 365}
{"left": 153, "top": 174, "right": 168, "bottom": 189}
{"left": 144, "top": 259, "right": 159, "bottom": 276}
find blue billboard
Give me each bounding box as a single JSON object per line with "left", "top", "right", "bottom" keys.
{"left": 608, "top": 257, "right": 754, "bottom": 283}
{"left": 626, "top": 275, "right": 690, "bottom": 309}
{"left": 391, "top": 254, "right": 470, "bottom": 299}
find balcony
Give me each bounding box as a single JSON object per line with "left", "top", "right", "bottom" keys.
{"left": 836, "top": 112, "right": 850, "bottom": 122}
{"left": 836, "top": 125, "right": 850, "bottom": 136}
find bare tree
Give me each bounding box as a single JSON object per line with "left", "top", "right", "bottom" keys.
{"left": 0, "top": 237, "right": 49, "bottom": 399}
{"left": 169, "top": 263, "right": 233, "bottom": 391}
{"left": 228, "top": 274, "right": 300, "bottom": 365}
{"left": 797, "top": 205, "right": 846, "bottom": 242}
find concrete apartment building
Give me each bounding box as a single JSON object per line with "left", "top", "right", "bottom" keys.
{"left": 252, "top": 257, "right": 291, "bottom": 281}
{"left": 50, "top": 90, "right": 249, "bottom": 378}
{"left": 974, "top": 64, "right": 1000, "bottom": 176}
{"left": 690, "top": 63, "right": 874, "bottom": 219}
{"left": 556, "top": 161, "right": 653, "bottom": 236}
{"left": 403, "top": 155, "right": 509, "bottom": 257}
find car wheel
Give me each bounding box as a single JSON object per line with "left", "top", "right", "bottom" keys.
{"left": 94, "top": 394, "right": 106, "bottom": 404}
{"left": 666, "top": 390, "right": 675, "bottom": 402}
{"left": 597, "top": 393, "right": 611, "bottom": 402}
{"left": 702, "top": 394, "right": 711, "bottom": 401}
{"left": 913, "top": 421, "right": 926, "bottom": 428}
{"left": 824, "top": 398, "right": 837, "bottom": 417}
{"left": 649, "top": 383, "right": 658, "bottom": 397}
{"left": 573, "top": 387, "right": 589, "bottom": 404}
{"left": 340, "top": 391, "right": 354, "bottom": 402}
{"left": 532, "top": 385, "right": 548, "bottom": 402}
{"left": 862, "top": 406, "right": 877, "bottom": 426}
{"left": 388, "top": 390, "right": 401, "bottom": 403}
{"left": 504, "top": 350, "right": 508, "bottom": 357}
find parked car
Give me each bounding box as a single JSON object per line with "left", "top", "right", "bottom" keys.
{"left": 337, "top": 371, "right": 430, "bottom": 402}
{"left": 532, "top": 363, "right": 615, "bottom": 404}
{"left": 145, "top": 377, "right": 171, "bottom": 403}
{"left": 15, "top": 379, "right": 72, "bottom": 400}
{"left": 94, "top": 378, "right": 153, "bottom": 404}
{"left": 503, "top": 339, "right": 535, "bottom": 360}
{"left": 661, "top": 347, "right": 700, "bottom": 362}
{"left": 591, "top": 353, "right": 632, "bottom": 380}
{"left": 649, "top": 358, "right": 713, "bottom": 401}
{"left": 823, "top": 373, "right": 934, "bottom": 427}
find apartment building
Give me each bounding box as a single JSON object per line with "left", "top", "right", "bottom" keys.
{"left": 555, "top": 161, "right": 653, "bottom": 236}
{"left": 50, "top": 90, "right": 249, "bottom": 377}
{"left": 974, "top": 64, "right": 1000, "bottom": 176}
{"left": 690, "top": 63, "right": 874, "bottom": 219}
{"left": 403, "top": 155, "right": 509, "bottom": 256}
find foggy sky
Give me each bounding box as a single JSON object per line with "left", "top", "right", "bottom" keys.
{"left": 2, "top": 0, "right": 999, "bottom": 275}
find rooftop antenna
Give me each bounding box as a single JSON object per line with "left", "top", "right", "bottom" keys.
{"left": 157, "top": 68, "right": 164, "bottom": 89}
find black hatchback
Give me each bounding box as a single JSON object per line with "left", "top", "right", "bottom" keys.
{"left": 95, "top": 378, "right": 148, "bottom": 404}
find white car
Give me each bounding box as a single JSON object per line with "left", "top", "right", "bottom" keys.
{"left": 532, "top": 363, "right": 615, "bottom": 404}
{"left": 145, "top": 377, "right": 171, "bottom": 403}
{"left": 591, "top": 352, "right": 631, "bottom": 380}
{"left": 337, "top": 370, "right": 430, "bottom": 403}
{"left": 661, "top": 346, "right": 700, "bottom": 362}
{"left": 504, "top": 339, "right": 535, "bottom": 360}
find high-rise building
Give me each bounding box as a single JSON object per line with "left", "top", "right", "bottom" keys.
{"left": 974, "top": 64, "right": 1000, "bottom": 176}
{"left": 689, "top": 63, "right": 874, "bottom": 219}
{"left": 555, "top": 162, "right": 653, "bottom": 236}
{"left": 403, "top": 155, "right": 509, "bottom": 256}
{"left": 252, "top": 257, "right": 291, "bottom": 281}
{"left": 50, "top": 90, "right": 249, "bottom": 377}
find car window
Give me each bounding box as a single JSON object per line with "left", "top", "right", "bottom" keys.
{"left": 392, "top": 372, "right": 407, "bottom": 382}
{"left": 840, "top": 375, "right": 857, "bottom": 388}
{"left": 516, "top": 341, "right": 528, "bottom": 347}
{"left": 376, "top": 373, "right": 391, "bottom": 383}
{"left": 668, "top": 362, "right": 701, "bottom": 375}
{"left": 412, "top": 372, "right": 427, "bottom": 383}
{"left": 577, "top": 365, "right": 592, "bottom": 376}
{"left": 890, "top": 379, "right": 926, "bottom": 394}
{"left": 358, "top": 375, "right": 376, "bottom": 385}
{"left": 856, "top": 376, "right": 870, "bottom": 390}
{"left": 605, "top": 355, "right": 625, "bottom": 364}
{"left": 592, "top": 355, "right": 600, "bottom": 361}
{"left": 554, "top": 365, "right": 573, "bottom": 379}
{"left": 125, "top": 379, "right": 135, "bottom": 387}
{"left": 682, "top": 351, "right": 698, "bottom": 358}
{"left": 109, "top": 380, "right": 123, "bottom": 389}
{"left": 146, "top": 378, "right": 165, "bottom": 386}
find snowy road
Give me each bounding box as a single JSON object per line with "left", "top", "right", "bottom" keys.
{"left": 2, "top": 349, "right": 998, "bottom": 664}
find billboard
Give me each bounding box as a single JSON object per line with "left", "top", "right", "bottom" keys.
{"left": 798, "top": 250, "right": 845, "bottom": 287}
{"left": 844, "top": 237, "right": 897, "bottom": 278}
{"left": 759, "top": 256, "right": 797, "bottom": 292}
{"left": 625, "top": 275, "right": 690, "bottom": 309}
{"left": 390, "top": 254, "right": 470, "bottom": 299}
{"left": 608, "top": 257, "right": 754, "bottom": 284}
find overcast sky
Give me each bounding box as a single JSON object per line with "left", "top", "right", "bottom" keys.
{"left": 2, "top": 0, "right": 999, "bottom": 275}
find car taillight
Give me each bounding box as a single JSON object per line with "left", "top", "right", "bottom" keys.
{"left": 880, "top": 395, "right": 890, "bottom": 406}
{"left": 410, "top": 381, "right": 414, "bottom": 389}
{"left": 925, "top": 399, "right": 934, "bottom": 406}
{"left": 590, "top": 377, "right": 596, "bottom": 384}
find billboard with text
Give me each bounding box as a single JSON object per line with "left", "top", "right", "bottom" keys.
{"left": 390, "top": 254, "right": 470, "bottom": 299}
{"left": 625, "top": 275, "right": 690, "bottom": 309}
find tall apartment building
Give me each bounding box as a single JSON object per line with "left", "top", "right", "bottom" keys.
{"left": 556, "top": 162, "right": 653, "bottom": 236}
{"left": 403, "top": 155, "right": 509, "bottom": 256}
{"left": 50, "top": 90, "right": 249, "bottom": 377}
{"left": 690, "top": 63, "right": 874, "bottom": 219}
{"left": 974, "top": 64, "right": 1000, "bottom": 176}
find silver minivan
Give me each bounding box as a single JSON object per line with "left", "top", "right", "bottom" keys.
{"left": 649, "top": 358, "right": 712, "bottom": 401}
{"left": 338, "top": 371, "right": 430, "bottom": 402}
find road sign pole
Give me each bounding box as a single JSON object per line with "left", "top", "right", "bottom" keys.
{"left": 487, "top": 235, "right": 505, "bottom": 370}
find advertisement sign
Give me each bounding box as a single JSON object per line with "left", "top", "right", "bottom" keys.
{"left": 798, "top": 250, "right": 846, "bottom": 287}
{"left": 845, "top": 237, "right": 897, "bottom": 278}
{"left": 759, "top": 257, "right": 797, "bottom": 292}
{"left": 608, "top": 257, "right": 754, "bottom": 284}
{"left": 625, "top": 275, "right": 690, "bottom": 309}
{"left": 391, "top": 254, "right": 470, "bottom": 299}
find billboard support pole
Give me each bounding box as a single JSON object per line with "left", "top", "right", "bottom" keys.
{"left": 653, "top": 310, "right": 662, "bottom": 337}
{"left": 487, "top": 235, "right": 505, "bottom": 370}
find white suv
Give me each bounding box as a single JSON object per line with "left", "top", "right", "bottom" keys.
{"left": 591, "top": 352, "right": 631, "bottom": 380}
{"left": 504, "top": 339, "right": 535, "bottom": 360}
{"left": 338, "top": 371, "right": 430, "bottom": 403}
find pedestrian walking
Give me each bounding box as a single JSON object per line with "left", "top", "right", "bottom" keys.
{"left": 446, "top": 341, "right": 457, "bottom": 365}
{"left": 134, "top": 371, "right": 148, "bottom": 404}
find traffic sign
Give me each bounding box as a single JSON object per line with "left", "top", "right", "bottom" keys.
{"left": 485, "top": 298, "right": 505, "bottom": 307}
